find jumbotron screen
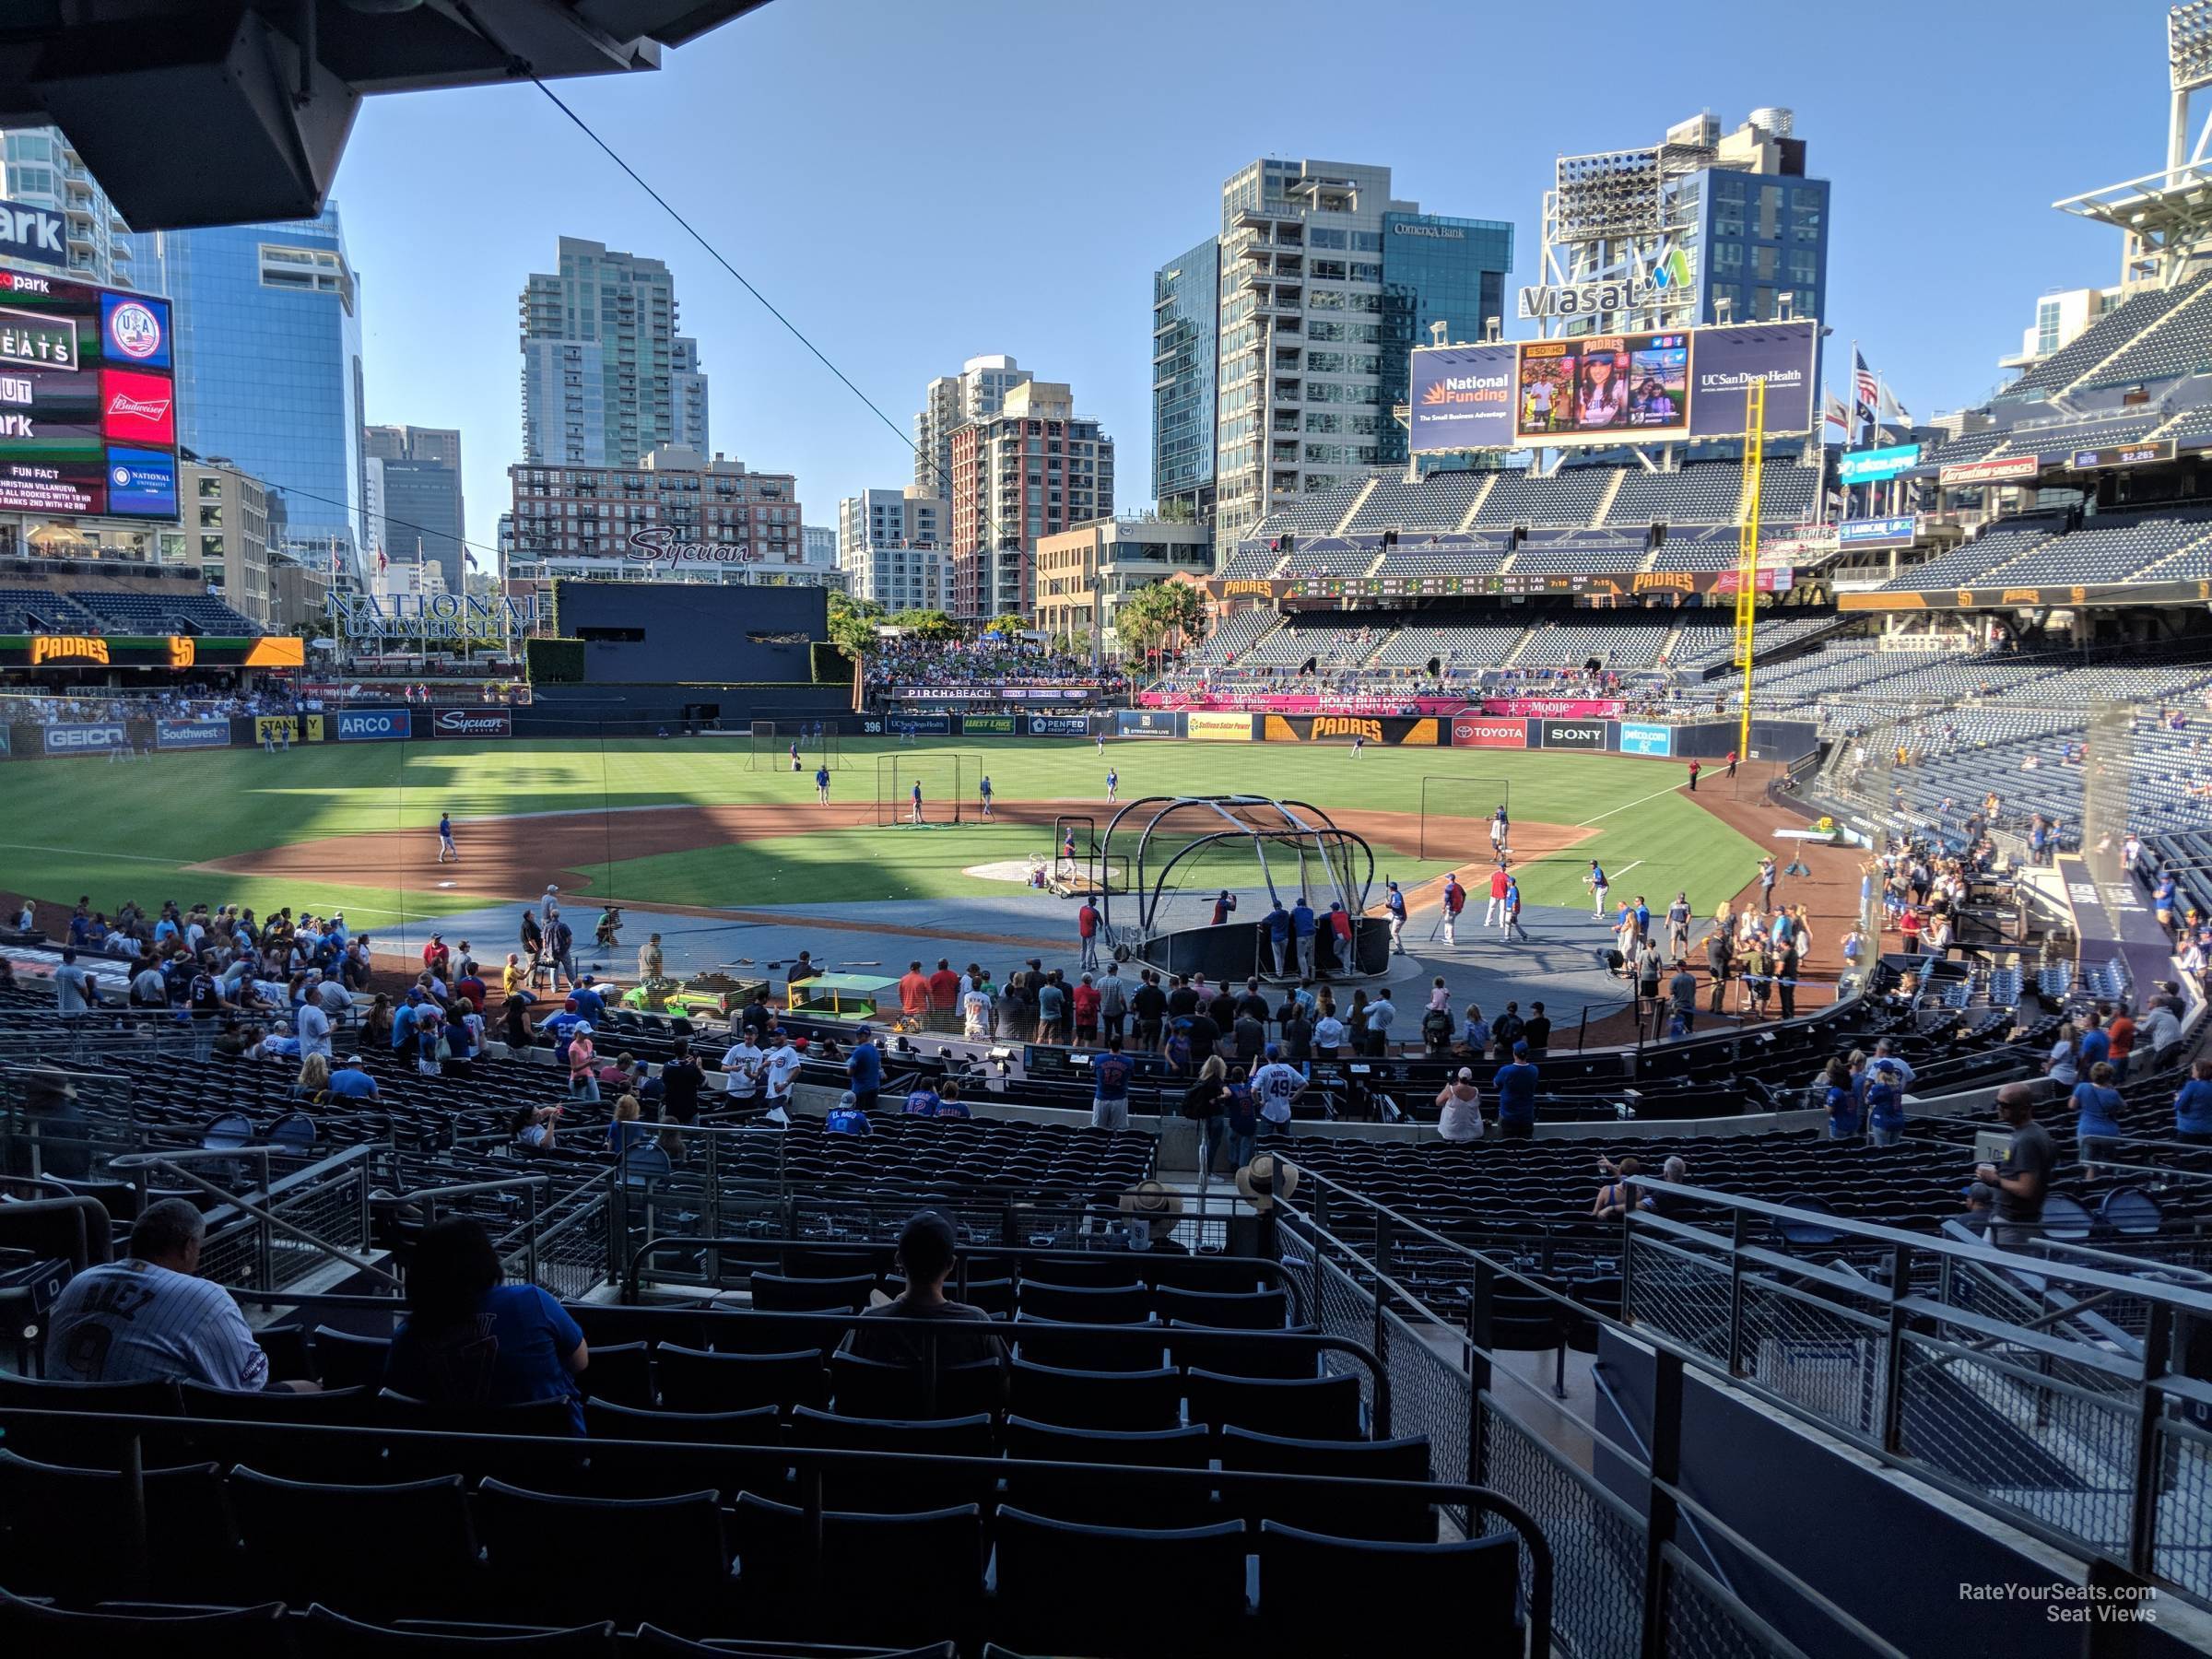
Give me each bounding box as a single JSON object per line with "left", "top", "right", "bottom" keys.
{"left": 0, "top": 267, "right": 178, "bottom": 520}
{"left": 1514, "top": 331, "right": 1690, "bottom": 444}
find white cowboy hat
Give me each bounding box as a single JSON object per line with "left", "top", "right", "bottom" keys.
{"left": 1118, "top": 1180, "right": 1184, "bottom": 1234}
{"left": 1234, "top": 1153, "right": 1300, "bottom": 1211}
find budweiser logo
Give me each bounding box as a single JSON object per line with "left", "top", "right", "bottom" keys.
{"left": 107, "top": 392, "right": 171, "bottom": 420}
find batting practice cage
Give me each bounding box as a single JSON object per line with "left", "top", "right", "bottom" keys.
{"left": 875, "top": 751, "right": 983, "bottom": 827}
{"left": 747, "top": 719, "right": 843, "bottom": 771}
{"left": 1418, "top": 776, "right": 1512, "bottom": 862}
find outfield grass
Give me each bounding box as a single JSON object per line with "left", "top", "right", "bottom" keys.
{"left": 1, "top": 735, "right": 1768, "bottom": 920}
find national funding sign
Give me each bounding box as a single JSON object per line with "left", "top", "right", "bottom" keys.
{"left": 0, "top": 269, "right": 178, "bottom": 519}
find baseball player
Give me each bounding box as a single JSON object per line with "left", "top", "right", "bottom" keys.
{"left": 1441, "top": 873, "right": 1466, "bottom": 946}
{"left": 1586, "top": 860, "right": 1609, "bottom": 919}
{"left": 437, "top": 812, "right": 459, "bottom": 864}
{"left": 1105, "top": 766, "right": 1119, "bottom": 804}
{"left": 978, "top": 774, "right": 994, "bottom": 820}
{"left": 1484, "top": 862, "right": 1510, "bottom": 927}
{"left": 1384, "top": 880, "right": 1407, "bottom": 955}
{"left": 911, "top": 779, "right": 924, "bottom": 826}
{"left": 1488, "top": 805, "right": 1509, "bottom": 854}
{"left": 789, "top": 740, "right": 802, "bottom": 772}
{"left": 815, "top": 764, "right": 831, "bottom": 805}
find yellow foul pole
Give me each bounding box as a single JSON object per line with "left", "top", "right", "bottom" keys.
{"left": 1735, "top": 375, "right": 1767, "bottom": 762}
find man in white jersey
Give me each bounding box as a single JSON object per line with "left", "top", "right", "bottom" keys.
{"left": 46, "top": 1199, "right": 307, "bottom": 1391}
{"left": 759, "top": 1030, "right": 804, "bottom": 1125}
{"left": 1250, "top": 1045, "right": 1309, "bottom": 1137}
{"left": 721, "top": 1030, "right": 765, "bottom": 1112}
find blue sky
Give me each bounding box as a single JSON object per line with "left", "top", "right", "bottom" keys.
{"left": 339, "top": 0, "right": 2176, "bottom": 557}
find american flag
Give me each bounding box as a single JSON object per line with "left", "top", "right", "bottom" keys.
{"left": 1853, "top": 350, "right": 1878, "bottom": 425}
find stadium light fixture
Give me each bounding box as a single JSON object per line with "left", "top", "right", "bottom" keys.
{"left": 2173, "top": 1, "right": 2212, "bottom": 92}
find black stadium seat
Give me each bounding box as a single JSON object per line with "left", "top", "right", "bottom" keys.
{"left": 1185, "top": 1369, "right": 1364, "bottom": 1441}
{"left": 994, "top": 1507, "right": 1248, "bottom": 1657}
{"left": 654, "top": 1346, "right": 826, "bottom": 1414}
{"left": 828, "top": 1350, "right": 1002, "bottom": 1420}
{"left": 1000, "top": 1418, "right": 1216, "bottom": 1529}
{"left": 1007, "top": 1358, "right": 1182, "bottom": 1432}
{"left": 0, "top": 1584, "right": 292, "bottom": 1659}
{"left": 747, "top": 1271, "right": 877, "bottom": 1313}
{"left": 228, "top": 1466, "right": 479, "bottom": 1618}
{"left": 787, "top": 1406, "right": 996, "bottom": 1512}
{"left": 1218, "top": 1427, "right": 1436, "bottom": 1540}
{"left": 727, "top": 1493, "right": 982, "bottom": 1646}
{"left": 1154, "top": 1285, "right": 1289, "bottom": 1330}
{"left": 472, "top": 1480, "right": 732, "bottom": 1631}
{"left": 577, "top": 1339, "right": 653, "bottom": 1407}
{"left": 0, "top": 1450, "right": 237, "bottom": 1603}
{"left": 583, "top": 1398, "right": 782, "bottom": 1445}
{"left": 1256, "top": 1521, "right": 1521, "bottom": 1654}
{"left": 302, "top": 1604, "right": 619, "bottom": 1655}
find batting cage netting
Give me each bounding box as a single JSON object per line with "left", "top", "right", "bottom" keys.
{"left": 748, "top": 720, "right": 844, "bottom": 771}
{"left": 875, "top": 751, "right": 982, "bottom": 827}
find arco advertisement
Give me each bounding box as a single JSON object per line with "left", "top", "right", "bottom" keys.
{"left": 1262, "top": 715, "right": 1440, "bottom": 746}
{"left": 335, "top": 709, "right": 411, "bottom": 742}
{"left": 1450, "top": 716, "right": 1529, "bottom": 749}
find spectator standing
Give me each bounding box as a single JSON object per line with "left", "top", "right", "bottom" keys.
{"left": 759, "top": 1031, "right": 802, "bottom": 1125}
{"left": 1035, "top": 974, "right": 1068, "bottom": 1045}
{"left": 1265, "top": 900, "right": 1293, "bottom": 977}
{"left": 1494, "top": 1046, "right": 1539, "bottom": 1139}
{"left": 1251, "top": 1046, "right": 1306, "bottom": 1137}
{"left": 2070, "top": 1062, "right": 2124, "bottom": 1175}
{"left": 1098, "top": 962, "right": 1128, "bottom": 1043}
{"left": 927, "top": 959, "right": 960, "bottom": 1031}
{"left": 1820, "top": 1057, "right": 1860, "bottom": 1139}
{"left": 1667, "top": 961, "right": 1700, "bottom": 1038}
{"left": 1132, "top": 970, "right": 1166, "bottom": 1051}
{"left": 1364, "top": 987, "right": 1397, "bottom": 1056}
{"left": 1182, "top": 1054, "right": 1229, "bottom": 1173}
{"left": 1073, "top": 974, "right": 1102, "bottom": 1044}
{"left": 897, "top": 961, "right": 930, "bottom": 1029}
{"left": 1090, "top": 1034, "right": 1133, "bottom": 1129}
{"left": 2173, "top": 1059, "right": 2212, "bottom": 1145}
{"left": 846, "top": 1027, "right": 882, "bottom": 1114}
{"left": 1976, "top": 1084, "right": 2055, "bottom": 1245}
{"left": 2106, "top": 1002, "right": 2136, "bottom": 1081}
{"left": 1524, "top": 1002, "right": 1553, "bottom": 1060}
{"left": 1865, "top": 1061, "right": 1907, "bottom": 1147}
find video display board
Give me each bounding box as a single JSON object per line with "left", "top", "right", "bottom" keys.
{"left": 1410, "top": 320, "right": 1818, "bottom": 453}
{"left": 0, "top": 267, "right": 178, "bottom": 519}
{"left": 1515, "top": 331, "right": 1691, "bottom": 444}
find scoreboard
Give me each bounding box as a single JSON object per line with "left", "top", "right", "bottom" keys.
{"left": 0, "top": 266, "right": 178, "bottom": 520}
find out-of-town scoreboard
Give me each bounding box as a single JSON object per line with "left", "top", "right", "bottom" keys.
{"left": 0, "top": 265, "right": 179, "bottom": 520}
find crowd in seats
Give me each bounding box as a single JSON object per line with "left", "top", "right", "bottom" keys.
{"left": 865, "top": 638, "right": 1124, "bottom": 700}
{"left": 1, "top": 683, "right": 300, "bottom": 726}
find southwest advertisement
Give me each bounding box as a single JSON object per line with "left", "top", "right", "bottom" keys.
{"left": 155, "top": 718, "right": 230, "bottom": 751}
{"left": 1261, "top": 715, "right": 1440, "bottom": 746}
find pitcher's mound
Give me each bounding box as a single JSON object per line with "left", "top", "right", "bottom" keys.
{"left": 964, "top": 859, "right": 1047, "bottom": 884}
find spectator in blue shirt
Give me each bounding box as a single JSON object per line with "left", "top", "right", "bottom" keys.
{"left": 1265, "top": 900, "right": 1292, "bottom": 978}
{"left": 1820, "top": 1056, "right": 1860, "bottom": 1139}
{"left": 328, "top": 1057, "right": 380, "bottom": 1100}
{"left": 391, "top": 992, "right": 422, "bottom": 1053}
{"left": 2076, "top": 1011, "right": 2112, "bottom": 1073}
{"left": 2071, "top": 1062, "right": 2124, "bottom": 1173}
{"left": 2174, "top": 1060, "right": 2212, "bottom": 1144}
{"left": 383, "top": 1217, "right": 587, "bottom": 1433}
{"left": 1865, "top": 1062, "right": 1908, "bottom": 1147}
{"left": 1289, "top": 897, "right": 1318, "bottom": 979}
{"left": 847, "top": 1027, "right": 883, "bottom": 1112}
{"left": 1091, "top": 1035, "right": 1134, "bottom": 1130}
{"left": 535, "top": 999, "right": 583, "bottom": 1054}
{"left": 1461, "top": 1003, "right": 1491, "bottom": 1056}
{"left": 1493, "top": 1045, "right": 1539, "bottom": 1139}
{"left": 569, "top": 977, "right": 606, "bottom": 1023}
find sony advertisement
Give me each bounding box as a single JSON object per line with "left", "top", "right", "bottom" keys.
{"left": 1409, "top": 319, "right": 1818, "bottom": 453}
{"left": 0, "top": 269, "right": 178, "bottom": 519}
{"left": 1539, "top": 719, "right": 1608, "bottom": 751}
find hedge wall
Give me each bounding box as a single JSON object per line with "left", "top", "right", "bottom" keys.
{"left": 525, "top": 637, "right": 585, "bottom": 685}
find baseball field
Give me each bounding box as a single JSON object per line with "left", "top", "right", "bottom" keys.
{"left": 5, "top": 736, "right": 1770, "bottom": 936}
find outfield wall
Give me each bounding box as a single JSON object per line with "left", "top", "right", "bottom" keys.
{"left": 1111, "top": 708, "right": 1818, "bottom": 762}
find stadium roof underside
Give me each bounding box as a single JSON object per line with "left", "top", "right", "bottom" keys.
{"left": 2056, "top": 161, "right": 2212, "bottom": 288}
{"left": 0, "top": 0, "right": 775, "bottom": 229}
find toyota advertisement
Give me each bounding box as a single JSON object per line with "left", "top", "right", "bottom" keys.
{"left": 1450, "top": 716, "right": 1529, "bottom": 749}
{"left": 1407, "top": 320, "right": 1817, "bottom": 452}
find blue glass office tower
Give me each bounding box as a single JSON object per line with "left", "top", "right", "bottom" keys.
{"left": 133, "top": 205, "right": 367, "bottom": 570}
{"left": 1151, "top": 236, "right": 1218, "bottom": 534}
{"left": 1377, "top": 212, "right": 1512, "bottom": 465}
{"left": 1679, "top": 170, "right": 1829, "bottom": 325}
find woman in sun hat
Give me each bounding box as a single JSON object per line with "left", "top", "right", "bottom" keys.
{"left": 1119, "top": 1181, "right": 1187, "bottom": 1253}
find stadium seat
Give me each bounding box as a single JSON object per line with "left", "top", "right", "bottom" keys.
{"left": 1218, "top": 1427, "right": 1436, "bottom": 1540}
{"left": 1000, "top": 1417, "right": 1216, "bottom": 1528}
{"left": 654, "top": 1345, "right": 827, "bottom": 1414}
{"left": 827, "top": 1350, "right": 1002, "bottom": 1420}
{"left": 1255, "top": 1521, "right": 1520, "bottom": 1653}
{"left": 472, "top": 1479, "right": 733, "bottom": 1631}
{"left": 747, "top": 1271, "right": 876, "bottom": 1313}
{"left": 1006, "top": 1358, "right": 1182, "bottom": 1431}
{"left": 726, "top": 1492, "right": 982, "bottom": 1645}
{"left": 301, "top": 1604, "right": 618, "bottom": 1655}
{"left": 1166, "top": 1322, "right": 1322, "bottom": 1379}
{"left": 577, "top": 1340, "right": 653, "bottom": 1407}
{"left": 1016, "top": 1280, "right": 1152, "bottom": 1324}
{"left": 994, "top": 1506, "right": 1248, "bottom": 1656}
{"left": 178, "top": 1380, "right": 372, "bottom": 1424}
{"left": 1154, "top": 1285, "right": 1289, "bottom": 1330}
{"left": 0, "top": 1450, "right": 236, "bottom": 1603}
{"left": 1184, "top": 1368, "right": 1364, "bottom": 1441}
{"left": 786, "top": 1406, "right": 994, "bottom": 1512}
{"left": 312, "top": 1325, "right": 394, "bottom": 1390}
{"left": 0, "top": 1584, "right": 291, "bottom": 1659}
{"left": 583, "top": 1398, "right": 782, "bottom": 1446}
{"left": 1011, "top": 1314, "right": 1166, "bottom": 1372}
{"left": 228, "top": 1466, "right": 478, "bottom": 1618}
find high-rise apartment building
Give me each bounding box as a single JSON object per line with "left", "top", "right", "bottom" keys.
{"left": 801, "top": 524, "right": 836, "bottom": 568}
{"left": 914, "top": 354, "right": 1031, "bottom": 499}
{"left": 520, "top": 237, "right": 694, "bottom": 467}
{"left": 174, "top": 461, "right": 273, "bottom": 625}
{"left": 948, "top": 382, "right": 1113, "bottom": 621}
{"left": 2, "top": 125, "right": 135, "bottom": 288}
{"left": 838, "top": 487, "right": 950, "bottom": 609}
{"left": 671, "top": 335, "right": 711, "bottom": 452}
{"left": 134, "top": 204, "right": 369, "bottom": 571}
{"left": 1151, "top": 237, "right": 1218, "bottom": 535}
{"left": 363, "top": 424, "right": 466, "bottom": 594}
{"left": 1194, "top": 159, "right": 1511, "bottom": 543}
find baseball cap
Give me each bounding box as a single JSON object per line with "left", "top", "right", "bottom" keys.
{"left": 1457, "top": 1067, "right": 1474, "bottom": 1082}
{"left": 1512, "top": 1040, "right": 1529, "bottom": 1055}
{"left": 1265, "top": 1043, "right": 1281, "bottom": 1061}
{"left": 574, "top": 1021, "right": 593, "bottom": 1035}
{"left": 837, "top": 1090, "right": 857, "bottom": 1110}
{"left": 579, "top": 974, "right": 595, "bottom": 986}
